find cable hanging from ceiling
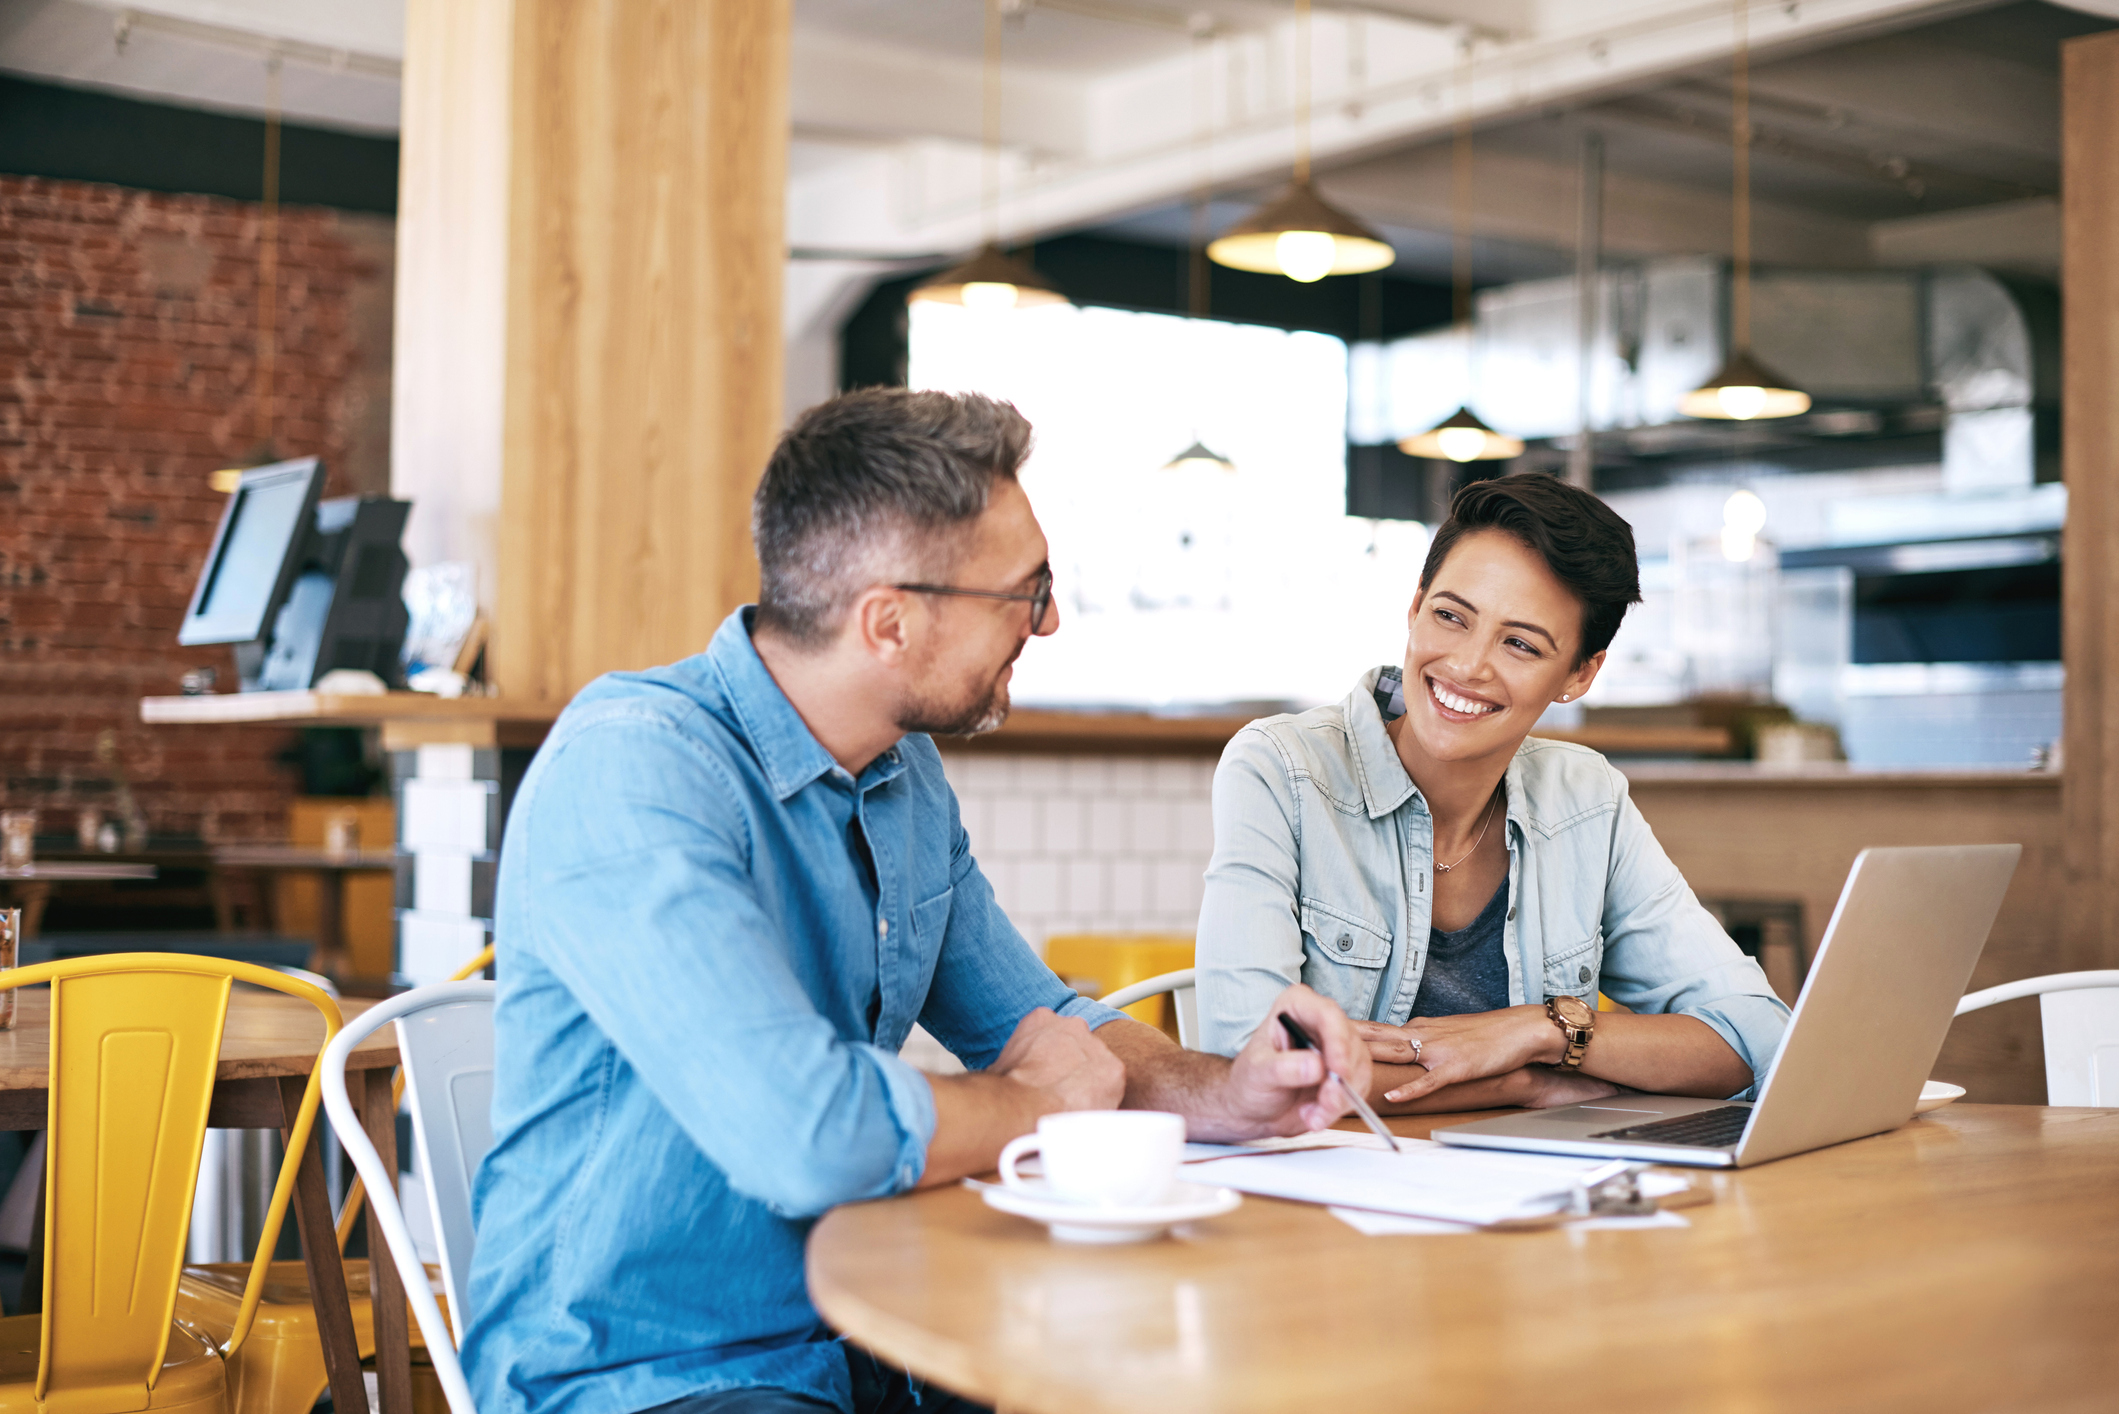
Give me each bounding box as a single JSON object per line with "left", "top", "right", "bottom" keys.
{"left": 1167, "top": 21, "right": 1235, "bottom": 475}
{"left": 1682, "top": 0, "right": 1810, "bottom": 421}
{"left": 1207, "top": 0, "right": 1394, "bottom": 284}
{"left": 911, "top": 0, "right": 1069, "bottom": 310}
{"left": 1400, "top": 40, "right": 1521, "bottom": 464}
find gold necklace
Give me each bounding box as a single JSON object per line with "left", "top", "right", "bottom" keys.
{"left": 1436, "top": 788, "right": 1501, "bottom": 873}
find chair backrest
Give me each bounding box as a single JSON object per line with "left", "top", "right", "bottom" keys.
{"left": 1098, "top": 968, "right": 1198, "bottom": 1050}
{"left": 1955, "top": 970, "right": 2119, "bottom": 1106}
{"left": 333, "top": 944, "right": 496, "bottom": 1254}
{"left": 323, "top": 981, "right": 495, "bottom": 1414}
{"left": 0, "top": 953, "right": 339, "bottom": 1406}
{"left": 396, "top": 989, "right": 496, "bottom": 1337}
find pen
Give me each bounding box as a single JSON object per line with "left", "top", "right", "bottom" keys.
{"left": 1278, "top": 1012, "right": 1402, "bottom": 1154}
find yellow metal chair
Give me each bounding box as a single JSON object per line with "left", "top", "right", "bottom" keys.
{"left": 0, "top": 953, "right": 340, "bottom": 1414}
{"left": 1043, "top": 934, "right": 1195, "bottom": 1039}
{"left": 178, "top": 946, "right": 495, "bottom": 1414}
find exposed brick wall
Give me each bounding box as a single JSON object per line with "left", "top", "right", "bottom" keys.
{"left": 0, "top": 175, "right": 394, "bottom": 843}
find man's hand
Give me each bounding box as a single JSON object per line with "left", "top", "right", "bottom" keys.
{"left": 1212, "top": 984, "right": 1372, "bottom": 1139}
{"left": 991, "top": 1006, "right": 1125, "bottom": 1112}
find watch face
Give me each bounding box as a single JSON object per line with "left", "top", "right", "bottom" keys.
{"left": 1552, "top": 995, "right": 1594, "bottom": 1028}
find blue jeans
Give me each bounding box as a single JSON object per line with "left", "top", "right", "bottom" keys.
{"left": 639, "top": 1349, "right": 991, "bottom": 1414}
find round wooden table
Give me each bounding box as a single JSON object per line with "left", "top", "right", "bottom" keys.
{"left": 807, "top": 1105, "right": 2119, "bottom": 1414}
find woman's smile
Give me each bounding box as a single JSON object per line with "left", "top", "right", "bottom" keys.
{"left": 1426, "top": 673, "right": 1503, "bottom": 720}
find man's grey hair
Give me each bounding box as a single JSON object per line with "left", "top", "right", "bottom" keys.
{"left": 752, "top": 388, "right": 1033, "bottom": 646}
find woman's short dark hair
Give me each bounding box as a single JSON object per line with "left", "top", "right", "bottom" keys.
{"left": 1418, "top": 475, "right": 1642, "bottom": 663}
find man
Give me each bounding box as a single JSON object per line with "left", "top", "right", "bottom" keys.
{"left": 464, "top": 388, "right": 1370, "bottom": 1414}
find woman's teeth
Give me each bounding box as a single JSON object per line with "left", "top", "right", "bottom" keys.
{"left": 1429, "top": 678, "right": 1499, "bottom": 717}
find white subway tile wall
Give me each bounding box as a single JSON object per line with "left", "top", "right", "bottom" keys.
{"left": 938, "top": 751, "right": 1217, "bottom": 951}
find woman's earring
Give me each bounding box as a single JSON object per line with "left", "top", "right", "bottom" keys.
{"left": 1559, "top": 694, "right": 1571, "bottom": 702}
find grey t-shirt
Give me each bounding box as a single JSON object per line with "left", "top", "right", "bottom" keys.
{"left": 1412, "top": 873, "right": 1512, "bottom": 1018}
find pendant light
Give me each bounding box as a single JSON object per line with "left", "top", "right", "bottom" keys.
{"left": 1401, "top": 407, "right": 1521, "bottom": 463}
{"left": 1164, "top": 439, "right": 1235, "bottom": 473}
{"left": 911, "top": 0, "right": 1067, "bottom": 310}
{"left": 1400, "top": 56, "right": 1521, "bottom": 464}
{"left": 1206, "top": 0, "right": 1393, "bottom": 283}
{"left": 1681, "top": 1, "right": 1809, "bottom": 421}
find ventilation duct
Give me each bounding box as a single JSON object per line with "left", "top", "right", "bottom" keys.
{"left": 1347, "top": 258, "right": 2051, "bottom": 491}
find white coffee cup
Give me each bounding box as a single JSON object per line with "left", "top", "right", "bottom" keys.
{"left": 998, "top": 1110, "right": 1185, "bottom": 1207}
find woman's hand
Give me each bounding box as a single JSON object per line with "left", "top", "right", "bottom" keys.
{"left": 1354, "top": 1007, "right": 1563, "bottom": 1104}
{"left": 1367, "top": 1064, "right": 1619, "bottom": 1114}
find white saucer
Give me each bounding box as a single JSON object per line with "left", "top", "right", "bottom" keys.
{"left": 976, "top": 1178, "right": 1243, "bottom": 1244}
{"left": 1915, "top": 1080, "right": 1967, "bottom": 1114}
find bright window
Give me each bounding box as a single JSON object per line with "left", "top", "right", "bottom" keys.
{"left": 909, "top": 302, "right": 1428, "bottom": 710}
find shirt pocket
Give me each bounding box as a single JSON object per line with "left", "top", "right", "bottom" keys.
{"left": 911, "top": 886, "right": 954, "bottom": 948}
{"left": 1299, "top": 898, "right": 1395, "bottom": 1018}
{"left": 1543, "top": 927, "right": 1605, "bottom": 1002}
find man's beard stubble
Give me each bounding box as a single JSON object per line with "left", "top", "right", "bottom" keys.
{"left": 895, "top": 653, "right": 1019, "bottom": 738}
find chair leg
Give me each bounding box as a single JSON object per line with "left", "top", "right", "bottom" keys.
{"left": 280, "top": 1074, "right": 370, "bottom": 1414}
{"left": 363, "top": 1067, "right": 415, "bottom": 1414}
{"left": 17, "top": 1151, "right": 43, "bottom": 1316}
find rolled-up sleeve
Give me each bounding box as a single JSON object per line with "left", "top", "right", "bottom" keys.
{"left": 517, "top": 716, "right": 934, "bottom": 1216}
{"left": 1597, "top": 785, "right": 1792, "bottom": 1101}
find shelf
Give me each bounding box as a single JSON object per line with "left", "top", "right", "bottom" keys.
{"left": 141, "top": 691, "right": 559, "bottom": 748}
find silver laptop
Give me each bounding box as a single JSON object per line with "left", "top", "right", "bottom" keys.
{"left": 1434, "top": 843, "right": 2019, "bottom": 1168}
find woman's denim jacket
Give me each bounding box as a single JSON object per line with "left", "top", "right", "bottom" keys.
{"left": 1196, "top": 667, "right": 1791, "bottom": 1099}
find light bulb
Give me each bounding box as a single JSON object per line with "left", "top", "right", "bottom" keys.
{"left": 1723, "top": 488, "right": 1767, "bottom": 536}
{"left": 1436, "top": 426, "right": 1489, "bottom": 463}
{"left": 1716, "top": 384, "right": 1768, "bottom": 421}
{"left": 1274, "top": 230, "right": 1337, "bottom": 284}
{"left": 1721, "top": 526, "right": 1757, "bottom": 562}
{"left": 960, "top": 281, "right": 1020, "bottom": 311}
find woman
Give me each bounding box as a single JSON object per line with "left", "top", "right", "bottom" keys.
{"left": 1197, "top": 476, "right": 1790, "bottom": 1111}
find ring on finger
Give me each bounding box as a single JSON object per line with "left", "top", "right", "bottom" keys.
{"left": 1407, "top": 1036, "right": 1424, "bottom": 1064}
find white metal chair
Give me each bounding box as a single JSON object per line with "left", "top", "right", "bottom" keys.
{"left": 1954, "top": 970, "right": 2119, "bottom": 1106}
{"left": 1100, "top": 967, "right": 1199, "bottom": 1049}
{"left": 322, "top": 980, "right": 497, "bottom": 1414}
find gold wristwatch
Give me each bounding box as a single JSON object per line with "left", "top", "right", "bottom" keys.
{"left": 1546, "top": 994, "right": 1596, "bottom": 1071}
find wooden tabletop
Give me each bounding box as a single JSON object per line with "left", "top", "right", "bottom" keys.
{"left": 807, "top": 1105, "right": 2119, "bottom": 1414}
{"left": 0, "top": 988, "right": 398, "bottom": 1091}
{"left": 213, "top": 845, "right": 398, "bottom": 871}
{"left": 0, "top": 863, "right": 158, "bottom": 880}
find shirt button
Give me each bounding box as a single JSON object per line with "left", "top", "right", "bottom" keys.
{"left": 1507, "top": 907, "right": 1517, "bottom": 921}
{"left": 1579, "top": 964, "right": 1593, "bottom": 983}
{"left": 878, "top": 920, "right": 889, "bottom": 937}
{"left": 1336, "top": 933, "right": 1353, "bottom": 952}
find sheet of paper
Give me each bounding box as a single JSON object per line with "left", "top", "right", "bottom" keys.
{"left": 1182, "top": 1130, "right": 1396, "bottom": 1163}
{"left": 1185, "top": 1144, "right": 1621, "bottom": 1226}
{"left": 1329, "top": 1205, "right": 1691, "bottom": 1236}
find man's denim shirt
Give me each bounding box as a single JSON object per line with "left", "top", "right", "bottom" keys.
{"left": 464, "top": 609, "right": 1120, "bottom": 1414}
{"left": 1196, "top": 667, "right": 1790, "bottom": 1095}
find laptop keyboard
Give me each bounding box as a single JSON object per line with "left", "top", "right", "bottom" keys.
{"left": 1590, "top": 1105, "right": 1753, "bottom": 1148}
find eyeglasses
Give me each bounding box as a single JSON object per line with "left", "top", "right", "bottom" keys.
{"left": 894, "top": 565, "right": 1054, "bottom": 635}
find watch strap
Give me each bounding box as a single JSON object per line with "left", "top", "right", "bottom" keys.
{"left": 1547, "top": 997, "right": 1593, "bottom": 1071}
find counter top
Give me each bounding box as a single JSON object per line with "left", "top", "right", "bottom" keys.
{"left": 1619, "top": 762, "right": 2059, "bottom": 788}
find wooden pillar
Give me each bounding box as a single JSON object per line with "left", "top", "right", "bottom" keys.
{"left": 394, "top": 0, "right": 788, "bottom": 705}
{"left": 2062, "top": 32, "right": 2119, "bottom": 975}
